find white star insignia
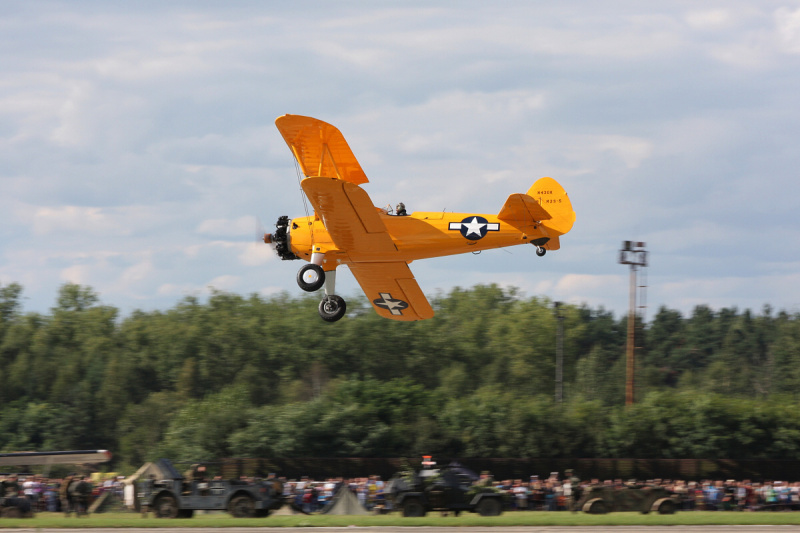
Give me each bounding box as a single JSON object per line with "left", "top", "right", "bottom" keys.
{"left": 462, "top": 217, "right": 486, "bottom": 237}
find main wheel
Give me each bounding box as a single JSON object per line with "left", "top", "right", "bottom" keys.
{"left": 536, "top": 247, "right": 547, "bottom": 257}
{"left": 153, "top": 494, "right": 179, "bottom": 519}
{"left": 583, "top": 498, "right": 608, "bottom": 514}
{"left": 297, "top": 264, "right": 325, "bottom": 292}
{"left": 402, "top": 498, "right": 426, "bottom": 517}
{"left": 476, "top": 497, "right": 502, "bottom": 516}
{"left": 229, "top": 494, "right": 256, "bottom": 518}
{"left": 653, "top": 497, "right": 676, "bottom": 515}
{"left": 319, "top": 295, "right": 347, "bottom": 322}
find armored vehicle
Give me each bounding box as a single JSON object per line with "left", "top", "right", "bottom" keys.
{"left": 576, "top": 483, "right": 678, "bottom": 514}
{"left": 387, "top": 462, "right": 505, "bottom": 517}
{"left": 137, "top": 459, "right": 284, "bottom": 518}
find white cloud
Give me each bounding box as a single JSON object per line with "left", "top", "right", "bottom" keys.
{"left": 197, "top": 216, "right": 253, "bottom": 236}
{"left": 206, "top": 274, "right": 240, "bottom": 291}
{"left": 685, "top": 10, "right": 734, "bottom": 30}
{"left": 238, "top": 242, "right": 274, "bottom": 267}
{"left": 1, "top": 1, "right": 799, "bottom": 320}
{"left": 776, "top": 6, "right": 800, "bottom": 54}
{"left": 32, "top": 206, "right": 121, "bottom": 236}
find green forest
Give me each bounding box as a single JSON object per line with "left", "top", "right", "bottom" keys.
{"left": 1, "top": 282, "right": 800, "bottom": 472}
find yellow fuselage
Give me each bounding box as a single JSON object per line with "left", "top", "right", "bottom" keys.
{"left": 289, "top": 210, "right": 544, "bottom": 270}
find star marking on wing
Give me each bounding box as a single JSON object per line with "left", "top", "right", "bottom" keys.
{"left": 373, "top": 292, "right": 409, "bottom": 315}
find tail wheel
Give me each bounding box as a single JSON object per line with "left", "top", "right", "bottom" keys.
{"left": 153, "top": 494, "right": 179, "bottom": 519}
{"left": 319, "top": 295, "right": 347, "bottom": 322}
{"left": 229, "top": 494, "right": 256, "bottom": 518}
{"left": 297, "top": 264, "right": 325, "bottom": 292}
{"left": 402, "top": 498, "right": 426, "bottom": 517}
{"left": 476, "top": 497, "right": 502, "bottom": 516}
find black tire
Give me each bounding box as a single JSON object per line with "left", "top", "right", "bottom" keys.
{"left": 297, "top": 264, "right": 325, "bottom": 292}
{"left": 319, "top": 295, "right": 346, "bottom": 322}
{"left": 476, "top": 497, "right": 502, "bottom": 516}
{"left": 536, "top": 247, "right": 546, "bottom": 257}
{"left": 402, "top": 498, "right": 426, "bottom": 517}
{"left": 583, "top": 498, "right": 607, "bottom": 514}
{"left": 153, "top": 494, "right": 179, "bottom": 519}
{"left": 654, "top": 498, "right": 676, "bottom": 515}
{"left": 229, "top": 494, "right": 256, "bottom": 518}
{"left": 0, "top": 507, "right": 22, "bottom": 519}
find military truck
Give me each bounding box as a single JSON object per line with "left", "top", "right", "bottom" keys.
{"left": 0, "top": 497, "right": 33, "bottom": 519}
{"left": 0, "top": 474, "right": 33, "bottom": 519}
{"left": 137, "top": 459, "right": 284, "bottom": 518}
{"left": 387, "top": 462, "right": 506, "bottom": 517}
{"left": 576, "top": 483, "right": 678, "bottom": 514}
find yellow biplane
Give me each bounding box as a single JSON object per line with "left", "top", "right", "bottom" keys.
{"left": 265, "top": 115, "right": 575, "bottom": 322}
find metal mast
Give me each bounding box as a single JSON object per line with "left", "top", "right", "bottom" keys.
{"left": 554, "top": 301, "right": 564, "bottom": 403}
{"left": 619, "top": 241, "right": 647, "bottom": 406}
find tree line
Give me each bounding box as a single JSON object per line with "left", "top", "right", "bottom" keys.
{"left": 1, "top": 282, "right": 799, "bottom": 472}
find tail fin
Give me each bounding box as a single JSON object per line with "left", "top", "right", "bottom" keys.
{"left": 526, "top": 177, "right": 575, "bottom": 236}
{"left": 497, "top": 177, "right": 575, "bottom": 250}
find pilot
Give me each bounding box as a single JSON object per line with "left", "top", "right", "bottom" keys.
{"left": 396, "top": 202, "right": 407, "bottom": 216}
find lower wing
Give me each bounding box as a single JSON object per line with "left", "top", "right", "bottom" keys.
{"left": 348, "top": 262, "right": 435, "bottom": 321}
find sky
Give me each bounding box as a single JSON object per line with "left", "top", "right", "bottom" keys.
{"left": 1, "top": 1, "right": 799, "bottom": 320}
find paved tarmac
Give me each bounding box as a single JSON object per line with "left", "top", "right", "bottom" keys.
{"left": 0, "top": 526, "right": 800, "bottom": 533}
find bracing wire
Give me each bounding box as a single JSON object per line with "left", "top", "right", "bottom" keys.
{"left": 293, "top": 158, "right": 313, "bottom": 242}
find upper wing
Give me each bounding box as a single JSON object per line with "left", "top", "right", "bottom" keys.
{"left": 348, "top": 262, "right": 435, "bottom": 321}
{"left": 275, "top": 115, "right": 368, "bottom": 185}
{"left": 300, "top": 176, "right": 397, "bottom": 259}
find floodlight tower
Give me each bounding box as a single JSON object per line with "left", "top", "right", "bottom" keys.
{"left": 554, "top": 301, "right": 564, "bottom": 403}
{"left": 619, "top": 241, "right": 647, "bottom": 406}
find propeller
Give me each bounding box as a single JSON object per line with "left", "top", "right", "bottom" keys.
{"left": 255, "top": 217, "right": 276, "bottom": 251}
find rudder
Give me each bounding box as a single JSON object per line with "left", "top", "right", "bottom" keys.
{"left": 526, "top": 177, "right": 575, "bottom": 236}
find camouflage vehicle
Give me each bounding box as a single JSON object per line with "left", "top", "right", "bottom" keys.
{"left": 138, "top": 459, "right": 284, "bottom": 518}
{"left": 0, "top": 475, "right": 33, "bottom": 519}
{"left": 0, "top": 497, "right": 33, "bottom": 519}
{"left": 387, "top": 463, "right": 506, "bottom": 517}
{"left": 576, "top": 483, "right": 678, "bottom": 514}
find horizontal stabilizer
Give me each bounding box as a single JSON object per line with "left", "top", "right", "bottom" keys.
{"left": 497, "top": 193, "right": 552, "bottom": 228}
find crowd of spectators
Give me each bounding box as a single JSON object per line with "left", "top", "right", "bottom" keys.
{"left": 0, "top": 474, "right": 124, "bottom": 514}
{"left": 4, "top": 471, "right": 800, "bottom": 514}
{"left": 280, "top": 474, "right": 800, "bottom": 513}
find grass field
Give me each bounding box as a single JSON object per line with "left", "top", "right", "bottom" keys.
{"left": 2, "top": 510, "right": 800, "bottom": 528}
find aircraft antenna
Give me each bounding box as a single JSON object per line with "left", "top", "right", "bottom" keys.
{"left": 293, "top": 159, "right": 313, "bottom": 241}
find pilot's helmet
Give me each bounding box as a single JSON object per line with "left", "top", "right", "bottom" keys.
{"left": 396, "top": 202, "right": 405, "bottom": 210}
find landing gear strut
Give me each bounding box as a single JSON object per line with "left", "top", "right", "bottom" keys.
{"left": 536, "top": 246, "right": 547, "bottom": 257}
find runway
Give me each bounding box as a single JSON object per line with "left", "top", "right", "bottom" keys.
{"left": 0, "top": 525, "right": 800, "bottom": 533}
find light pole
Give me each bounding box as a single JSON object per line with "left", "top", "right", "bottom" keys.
{"left": 619, "top": 241, "right": 647, "bottom": 406}
{"left": 554, "top": 301, "right": 564, "bottom": 403}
